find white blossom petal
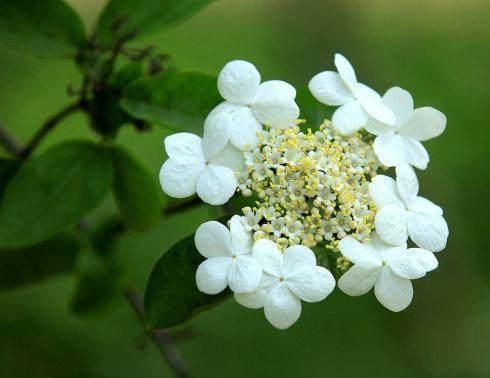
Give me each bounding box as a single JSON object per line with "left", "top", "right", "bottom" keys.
{"left": 401, "top": 137, "right": 429, "bottom": 170}
{"left": 264, "top": 284, "right": 302, "bottom": 329}
{"left": 256, "top": 80, "right": 296, "bottom": 100}
{"left": 395, "top": 163, "right": 419, "bottom": 207}
{"left": 228, "top": 255, "right": 262, "bottom": 293}
{"left": 382, "top": 87, "right": 414, "bottom": 125}
{"left": 203, "top": 111, "right": 231, "bottom": 160}
{"left": 398, "top": 107, "right": 447, "bottom": 141}
{"left": 338, "top": 261, "right": 381, "bottom": 296}
{"left": 369, "top": 175, "right": 405, "bottom": 208}
{"left": 373, "top": 134, "right": 406, "bottom": 167}
{"left": 229, "top": 215, "right": 253, "bottom": 256}
{"left": 365, "top": 118, "right": 394, "bottom": 136}
{"left": 195, "top": 221, "right": 233, "bottom": 258}
{"left": 356, "top": 83, "right": 396, "bottom": 126}
{"left": 208, "top": 142, "right": 245, "bottom": 172}
{"left": 251, "top": 95, "right": 299, "bottom": 129}
{"left": 409, "top": 248, "right": 438, "bottom": 272}
{"left": 252, "top": 238, "right": 283, "bottom": 277}
{"left": 338, "top": 236, "right": 381, "bottom": 265}
{"left": 331, "top": 101, "right": 369, "bottom": 135}
{"left": 164, "top": 132, "right": 205, "bottom": 164}
{"left": 308, "top": 71, "right": 354, "bottom": 106}
{"left": 375, "top": 205, "right": 408, "bottom": 246}
{"left": 408, "top": 212, "right": 448, "bottom": 252}
{"left": 226, "top": 105, "right": 262, "bottom": 149}
{"left": 234, "top": 273, "right": 279, "bottom": 309}
{"left": 408, "top": 196, "right": 443, "bottom": 216}
{"left": 196, "top": 165, "right": 237, "bottom": 205}
{"left": 217, "top": 60, "right": 260, "bottom": 105}
{"left": 334, "top": 53, "right": 358, "bottom": 93}
{"left": 286, "top": 266, "right": 335, "bottom": 302}
{"left": 159, "top": 159, "right": 204, "bottom": 198}
{"left": 370, "top": 234, "right": 407, "bottom": 261}
{"left": 282, "top": 245, "right": 317, "bottom": 276}
{"left": 374, "top": 266, "right": 413, "bottom": 312}
{"left": 195, "top": 257, "right": 232, "bottom": 294}
{"left": 387, "top": 253, "right": 427, "bottom": 280}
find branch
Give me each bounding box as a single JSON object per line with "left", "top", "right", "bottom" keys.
{"left": 124, "top": 288, "right": 190, "bottom": 377}
{"left": 0, "top": 124, "right": 22, "bottom": 157}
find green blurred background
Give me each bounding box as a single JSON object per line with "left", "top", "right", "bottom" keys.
{"left": 1, "top": 0, "right": 489, "bottom": 376}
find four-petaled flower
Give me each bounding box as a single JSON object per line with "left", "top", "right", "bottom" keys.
{"left": 235, "top": 238, "right": 335, "bottom": 329}
{"left": 338, "top": 234, "right": 438, "bottom": 312}
{"left": 195, "top": 216, "right": 262, "bottom": 294}
{"left": 366, "top": 86, "right": 446, "bottom": 169}
{"left": 159, "top": 112, "right": 245, "bottom": 205}
{"left": 369, "top": 164, "right": 449, "bottom": 252}
{"left": 209, "top": 60, "right": 300, "bottom": 150}
{"left": 308, "top": 53, "right": 396, "bottom": 135}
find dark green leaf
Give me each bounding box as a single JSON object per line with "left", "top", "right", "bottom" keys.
{"left": 0, "top": 233, "right": 81, "bottom": 289}
{"left": 296, "top": 86, "right": 334, "bottom": 130}
{"left": 0, "top": 0, "right": 86, "bottom": 58}
{"left": 120, "top": 71, "right": 221, "bottom": 133}
{"left": 96, "top": 0, "right": 215, "bottom": 44}
{"left": 111, "top": 146, "right": 161, "bottom": 231}
{"left": 144, "top": 234, "right": 230, "bottom": 330}
{"left": 0, "top": 141, "right": 113, "bottom": 249}
{"left": 0, "top": 158, "right": 20, "bottom": 201}
{"left": 110, "top": 63, "right": 144, "bottom": 89}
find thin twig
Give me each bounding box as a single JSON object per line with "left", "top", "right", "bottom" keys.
{"left": 124, "top": 288, "right": 190, "bottom": 377}
{"left": 0, "top": 124, "right": 22, "bottom": 157}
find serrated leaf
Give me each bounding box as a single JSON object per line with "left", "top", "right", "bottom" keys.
{"left": 0, "top": 141, "right": 113, "bottom": 249}
{"left": 95, "top": 0, "right": 215, "bottom": 44}
{"left": 120, "top": 71, "right": 221, "bottom": 133}
{"left": 0, "top": 233, "right": 81, "bottom": 289}
{"left": 0, "top": 0, "right": 86, "bottom": 58}
{"left": 144, "top": 234, "right": 230, "bottom": 330}
{"left": 111, "top": 146, "right": 161, "bottom": 231}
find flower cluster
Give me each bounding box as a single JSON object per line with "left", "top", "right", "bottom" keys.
{"left": 158, "top": 54, "right": 449, "bottom": 329}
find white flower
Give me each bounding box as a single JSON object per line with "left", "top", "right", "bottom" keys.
{"left": 366, "top": 87, "right": 447, "bottom": 169}
{"left": 195, "top": 216, "right": 262, "bottom": 294}
{"left": 369, "top": 164, "right": 449, "bottom": 252}
{"left": 338, "top": 234, "right": 438, "bottom": 312}
{"left": 159, "top": 113, "right": 245, "bottom": 205}
{"left": 308, "top": 53, "right": 396, "bottom": 135}
{"left": 208, "top": 60, "right": 300, "bottom": 150}
{"left": 235, "top": 239, "right": 335, "bottom": 329}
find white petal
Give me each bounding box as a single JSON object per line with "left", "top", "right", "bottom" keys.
{"left": 252, "top": 238, "right": 283, "bottom": 277}
{"left": 286, "top": 266, "right": 335, "bottom": 302}
{"left": 369, "top": 233, "right": 407, "bottom": 261}
{"left": 229, "top": 215, "right": 253, "bottom": 256}
{"left": 164, "top": 133, "right": 205, "bottom": 164}
{"left": 251, "top": 96, "right": 299, "bottom": 129}
{"left": 234, "top": 273, "right": 279, "bottom": 309}
{"left": 365, "top": 118, "right": 394, "bottom": 136}
{"left": 375, "top": 205, "right": 408, "bottom": 246}
{"left": 256, "top": 80, "right": 296, "bottom": 100}
{"left": 408, "top": 212, "right": 448, "bottom": 252}
{"left": 395, "top": 163, "right": 419, "bottom": 207}
{"left": 338, "top": 261, "right": 381, "bottom": 296}
{"left": 195, "top": 257, "right": 232, "bottom": 294}
{"left": 401, "top": 137, "right": 429, "bottom": 170}
{"left": 224, "top": 104, "right": 262, "bottom": 150}
{"left": 308, "top": 71, "right": 354, "bottom": 106}
{"left": 208, "top": 142, "right": 245, "bottom": 172}
{"left": 195, "top": 221, "right": 233, "bottom": 258}
{"left": 356, "top": 83, "right": 396, "bottom": 126}
{"left": 409, "top": 248, "right": 438, "bottom": 272}
{"left": 382, "top": 87, "right": 414, "bottom": 125}
{"left": 368, "top": 175, "right": 404, "bottom": 208}
{"left": 334, "top": 53, "right": 358, "bottom": 93}
{"left": 374, "top": 266, "right": 413, "bottom": 312}
{"left": 196, "top": 165, "right": 237, "bottom": 205}
{"left": 338, "top": 236, "right": 381, "bottom": 266}
{"left": 264, "top": 284, "right": 302, "bottom": 329}
{"left": 387, "top": 252, "right": 427, "bottom": 280}
{"left": 398, "top": 107, "right": 447, "bottom": 141}
{"left": 282, "top": 245, "right": 317, "bottom": 277}
{"left": 373, "top": 134, "right": 406, "bottom": 167}
{"left": 408, "top": 196, "right": 443, "bottom": 216}
{"left": 203, "top": 111, "right": 231, "bottom": 160}
{"left": 228, "top": 255, "right": 262, "bottom": 294}
{"left": 217, "top": 60, "right": 260, "bottom": 105}
{"left": 159, "top": 159, "right": 204, "bottom": 198}
{"left": 331, "top": 101, "right": 369, "bottom": 135}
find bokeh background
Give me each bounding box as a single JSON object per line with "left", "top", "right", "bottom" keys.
{"left": 1, "top": 0, "right": 489, "bottom": 377}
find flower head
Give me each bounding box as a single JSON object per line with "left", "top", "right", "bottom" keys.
{"left": 308, "top": 53, "right": 396, "bottom": 135}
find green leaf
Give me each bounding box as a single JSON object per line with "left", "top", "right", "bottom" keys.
{"left": 0, "top": 158, "right": 20, "bottom": 201}
{"left": 0, "top": 141, "right": 113, "bottom": 249}
{"left": 120, "top": 71, "right": 221, "bottom": 133}
{"left": 296, "top": 87, "right": 333, "bottom": 130}
{"left": 0, "top": 233, "right": 81, "bottom": 289}
{"left": 0, "top": 0, "right": 86, "bottom": 58}
{"left": 110, "top": 63, "right": 144, "bottom": 89}
{"left": 144, "top": 234, "right": 230, "bottom": 330}
{"left": 111, "top": 145, "right": 161, "bottom": 231}
{"left": 95, "top": 0, "right": 215, "bottom": 44}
